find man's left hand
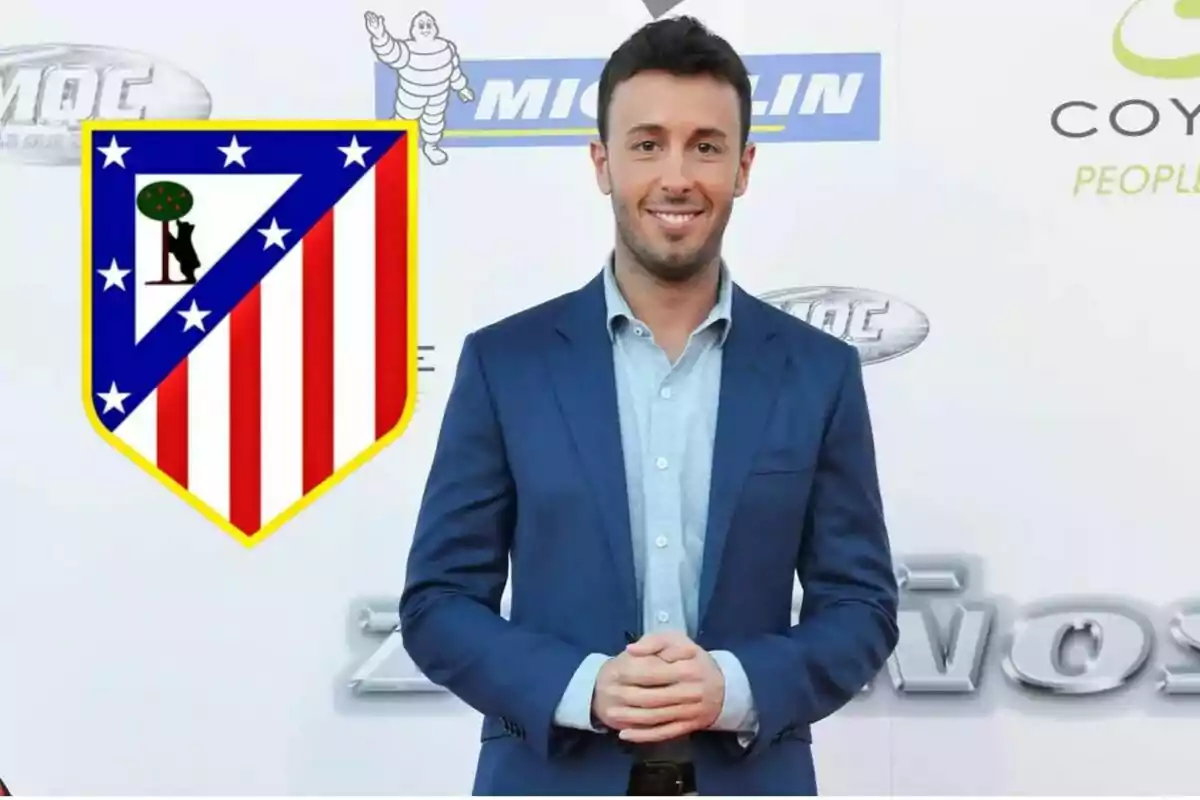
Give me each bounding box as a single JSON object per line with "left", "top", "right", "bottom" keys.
{"left": 615, "top": 631, "right": 725, "bottom": 743}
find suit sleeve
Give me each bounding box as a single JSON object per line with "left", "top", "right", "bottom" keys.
{"left": 708, "top": 650, "right": 759, "bottom": 735}
{"left": 398, "top": 332, "right": 592, "bottom": 759}
{"left": 727, "top": 345, "right": 899, "bottom": 755}
{"left": 552, "top": 653, "right": 611, "bottom": 732}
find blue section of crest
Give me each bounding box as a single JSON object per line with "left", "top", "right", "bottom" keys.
{"left": 87, "top": 127, "right": 407, "bottom": 429}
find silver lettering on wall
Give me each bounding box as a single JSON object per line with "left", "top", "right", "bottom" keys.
{"left": 346, "top": 556, "right": 1200, "bottom": 704}
{"left": 758, "top": 286, "right": 930, "bottom": 365}
{"left": 889, "top": 559, "right": 993, "bottom": 692}
{"left": 0, "top": 44, "right": 211, "bottom": 165}
{"left": 350, "top": 605, "right": 445, "bottom": 694}
{"left": 1161, "top": 603, "right": 1200, "bottom": 695}
{"left": 889, "top": 602, "right": 994, "bottom": 693}
{"left": 1001, "top": 604, "right": 1153, "bottom": 695}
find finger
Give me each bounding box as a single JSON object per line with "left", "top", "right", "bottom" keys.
{"left": 655, "top": 642, "right": 702, "bottom": 663}
{"left": 623, "top": 635, "right": 669, "bottom": 657}
{"left": 625, "top": 631, "right": 691, "bottom": 654}
{"left": 626, "top": 632, "right": 699, "bottom": 660}
{"left": 618, "top": 718, "right": 699, "bottom": 743}
{"left": 625, "top": 630, "right": 695, "bottom": 655}
{"left": 618, "top": 657, "right": 685, "bottom": 687}
{"left": 618, "top": 683, "right": 705, "bottom": 709}
{"left": 605, "top": 702, "right": 702, "bottom": 728}
{"left": 629, "top": 656, "right": 707, "bottom": 688}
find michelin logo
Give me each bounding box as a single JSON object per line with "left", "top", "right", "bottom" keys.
{"left": 365, "top": 9, "right": 476, "bottom": 165}
{"left": 367, "top": 12, "right": 881, "bottom": 161}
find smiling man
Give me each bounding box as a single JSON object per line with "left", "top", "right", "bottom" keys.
{"left": 399, "top": 15, "right": 899, "bottom": 796}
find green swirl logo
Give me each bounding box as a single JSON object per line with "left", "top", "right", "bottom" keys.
{"left": 1114, "top": 0, "right": 1200, "bottom": 78}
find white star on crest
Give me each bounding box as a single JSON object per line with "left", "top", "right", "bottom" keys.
{"left": 177, "top": 299, "right": 211, "bottom": 332}
{"left": 97, "top": 258, "right": 131, "bottom": 291}
{"left": 218, "top": 134, "right": 251, "bottom": 167}
{"left": 257, "top": 217, "right": 291, "bottom": 250}
{"left": 97, "top": 135, "right": 130, "bottom": 168}
{"left": 338, "top": 135, "right": 371, "bottom": 167}
{"left": 97, "top": 381, "right": 131, "bottom": 414}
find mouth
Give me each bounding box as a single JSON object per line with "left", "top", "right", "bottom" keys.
{"left": 646, "top": 209, "right": 705, "bottom": 233}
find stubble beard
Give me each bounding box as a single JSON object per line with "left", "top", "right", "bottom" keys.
{"left": 614, "top": 199, "right": 731, "bottom": 285}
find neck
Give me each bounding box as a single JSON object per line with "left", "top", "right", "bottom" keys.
{"left": 612, "top": 245, "right": 722, "bottom": 337}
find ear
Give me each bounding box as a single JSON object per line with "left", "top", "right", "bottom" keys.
{"left": 733, "top": 141, "right": 756, "bottom": 198}
{"left": 590, "top": 139, "right": 612, "bottom": 195}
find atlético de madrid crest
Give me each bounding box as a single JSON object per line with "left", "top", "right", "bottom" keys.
{"left": 80, "top": 120, "right": 419, "bottom": 546}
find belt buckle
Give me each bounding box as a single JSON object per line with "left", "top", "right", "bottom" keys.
{"left": 642, "top": 761, "right": 686, "bottom": 795}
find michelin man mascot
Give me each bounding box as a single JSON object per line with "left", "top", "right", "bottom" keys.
{"left": 365, "top": 10, "right": 474, "bottom": 166}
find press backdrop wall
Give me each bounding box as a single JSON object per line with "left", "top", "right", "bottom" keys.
{"left": 2, "top": 0, "right": 1198, "bottom": 794}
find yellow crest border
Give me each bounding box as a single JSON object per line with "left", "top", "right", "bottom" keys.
{"left": 80, "top": 118, "right": 420, "bottom": 549}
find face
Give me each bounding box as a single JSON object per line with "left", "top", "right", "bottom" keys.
{"left": 411, "top": 12, "right": 438, "bottom": 40}
{"left": 591, "top": 70, "right": 755, "bottom": 283}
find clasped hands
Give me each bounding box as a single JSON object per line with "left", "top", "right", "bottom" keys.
{"left": 590, "top": 630, "right": 725, "bottom": 743}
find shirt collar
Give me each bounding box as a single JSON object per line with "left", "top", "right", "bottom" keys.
{"left": 602, "top": 255, "right": 733, "bottom": 345}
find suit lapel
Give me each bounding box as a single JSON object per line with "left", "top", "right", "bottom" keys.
{"left": 699, "top": 287, "right": 789, "bottom": 627}
{"left": 545, "top": 273, "right": 639, "bottom": 627}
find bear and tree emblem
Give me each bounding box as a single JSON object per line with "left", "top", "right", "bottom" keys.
{"left": 137, "top": 180, "right": 202, "bottom": 285}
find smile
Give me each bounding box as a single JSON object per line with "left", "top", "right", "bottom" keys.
{"left": 648, "top": 210, "right": 703, "bottom": 230}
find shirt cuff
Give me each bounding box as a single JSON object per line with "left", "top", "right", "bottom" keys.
{"left": 709, "top": 649, "right": 760, "bottom": 739}
{"left": 551, "top": 652, "right": 611, "bottom": 732}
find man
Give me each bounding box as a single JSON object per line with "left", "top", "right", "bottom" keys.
{"left": 399, "top": 15, "right": 899, "bottom": 796}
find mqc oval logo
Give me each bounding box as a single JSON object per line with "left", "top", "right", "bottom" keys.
{"left": 0, "top": 44, "right": 212, "bottom": 166}
{"left": 759, "top": 286, "right": 930, "bottom": 365}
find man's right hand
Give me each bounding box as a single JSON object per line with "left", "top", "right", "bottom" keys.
{"left": 590, "top": 650, "right": 706, "bottom": 731}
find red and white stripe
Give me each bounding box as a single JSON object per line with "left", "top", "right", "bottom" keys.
{"left": 115, "top": 141, "right": 410, "bottom": 538}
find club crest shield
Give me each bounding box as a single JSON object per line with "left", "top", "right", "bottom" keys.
{"left": 81, "top": 120, "right": 419, "bottom": 547}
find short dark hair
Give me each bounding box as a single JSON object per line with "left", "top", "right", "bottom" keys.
{"left": 597, "top": 16, "right": 753, "bottom": 148}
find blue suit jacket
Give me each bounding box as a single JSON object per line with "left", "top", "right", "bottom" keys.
{"left": 399, "top": 272, "right": 899, "bottom": 796}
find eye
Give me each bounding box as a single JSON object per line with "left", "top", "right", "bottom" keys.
{"left": 633, "top": 140, "right": 658, "bottom": 152}
{"left": 696, "top": 142, "right": 722, "bottom": 154}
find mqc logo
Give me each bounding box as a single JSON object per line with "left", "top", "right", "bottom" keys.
{"left": 365, "top": 10, "right": 881, "bottom": 165}
{"left": 759, "top": 286, "right": 929, "bottom": 366}
{"left": 1052, "top": 0, "right": 1200, "bottom": 197}
{"left": 0, "top": 44, "right": 211, "bottom": 166}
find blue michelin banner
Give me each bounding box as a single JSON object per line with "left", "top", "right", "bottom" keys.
{"left": 374, "top": 52, "right": 882, "bottom": 148}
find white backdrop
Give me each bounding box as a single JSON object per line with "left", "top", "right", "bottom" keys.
{"left": 1, "top": 0, "right": 1198, "bottom": 794}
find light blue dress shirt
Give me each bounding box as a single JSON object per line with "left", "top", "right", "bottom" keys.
{"left": 552, "top": 260, "right": 759, "bottom": 754}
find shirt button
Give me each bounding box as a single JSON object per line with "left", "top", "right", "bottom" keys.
{"left": 656, "top": 611, "right": 670, "bottom": 623}
{"left": 634, "top": 326, "right": 646, "bottom": 337}
{"left": 655, "top": 536, "right": 668, "bottom": 548}
{"left": 659, "top": 386, "right": 672, "bottom": 399}
{"left": 654, "top": 456, "right": 668, "bottom": 470}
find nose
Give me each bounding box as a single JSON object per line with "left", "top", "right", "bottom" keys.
{"left": 657, "top": 152, "right": 692, "bottom": 194}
